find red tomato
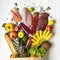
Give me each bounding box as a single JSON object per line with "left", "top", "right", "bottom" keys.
{"left": 46, "top": 25, "right": 53, "bottom": 31}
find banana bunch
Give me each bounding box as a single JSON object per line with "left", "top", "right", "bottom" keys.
{"left": 32, "top": 30, "right": 53, "bottom": 46}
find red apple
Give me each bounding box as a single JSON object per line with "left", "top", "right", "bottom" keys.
{"left": 9, "top": 31, "right": 18, "bottom": 40}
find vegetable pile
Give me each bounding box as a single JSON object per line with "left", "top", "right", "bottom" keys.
{"left": 2, "top": 6, "right": 55, "bottom": 58}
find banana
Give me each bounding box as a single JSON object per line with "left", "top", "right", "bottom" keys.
{"left": 44, "top": 31, "right": 50, "bottom": 37}
{"left": 43, "top": 30, "right": 47, "bottom": 37}
{"left": 39, "top": 30, "right": 43, "bottom": 39}
{"left": 32, "top": 39, "right": 37, "bottom": 43}
{"left": 32, "top": 29, "right": 53, "bottom": 47}
{"left": 32, "top": 42, "right": 39, "bottom": 46}
{"left": 33, "top": 35, "right": 39, "bottom": 40}
{"left": 46, "top": 33, "right": 53, "bottom": 40}
{"left": 35, "top": 32, "right": 40, "bottom": 39}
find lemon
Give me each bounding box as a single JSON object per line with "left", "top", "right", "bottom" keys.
{"left": 18, "top": 31, "right": 25, "bottom": 38}
{"left": 48, "top": 20, "right": 55, "bottom": 25}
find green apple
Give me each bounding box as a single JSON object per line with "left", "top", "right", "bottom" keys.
{"left": 18, "top": 31, "right": 25, "bottom": 38}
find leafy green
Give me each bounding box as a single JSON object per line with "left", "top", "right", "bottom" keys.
{"left": 5, "top": 32, "right": 10, "bottom": 35}
{"left": 36, "top": 47, "right": 47, "bottom": 57}
{"left": 46, "top": 6, "right": 51, "bottom": 10}
{"left": 18, "top": 40, "right": 29, "bottom": 57}
{"left": 12, "top": 37, "right": 29, "bottom": 57}
{"left": 36, "top": 50, "right": 41, "bottom": 57}
{"left": 28, "top": 46, "right": 37, "bottom": 55}
{"left": 2, "top": 23, "right": 6, "bottom": 27}
{"left": 12, "top": 37, "right": 20, "bottom": 50}
{"left": 14, "top": 3, "right": 17, "bottom": 6}
{"left": 28, "top": 46, "right": 47, "bottom": 57}
{"left": 44, "top": 6, "right": 51, "bottom": 11}
{"left": 21, "top": 35, "right": 28, "bottom": 43}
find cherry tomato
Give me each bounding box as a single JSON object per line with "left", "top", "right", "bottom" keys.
{"left": 14, "top": 26, "right": 19, "bottom": 31}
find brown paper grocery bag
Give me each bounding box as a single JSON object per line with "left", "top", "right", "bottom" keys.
{"left": 10, "top": 57, "right": 44, "bottom": 60}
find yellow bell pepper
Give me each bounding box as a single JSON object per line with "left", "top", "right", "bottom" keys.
{"left": 5, "top": 23, "right": 14, "bottom": 32}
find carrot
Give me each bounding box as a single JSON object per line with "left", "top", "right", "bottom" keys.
{"left": 10, "top": 7, "right": 22, "bottom": 23}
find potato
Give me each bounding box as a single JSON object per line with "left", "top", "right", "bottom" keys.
{"left": 33, "top": 12, "right": 39, "bottom": 17}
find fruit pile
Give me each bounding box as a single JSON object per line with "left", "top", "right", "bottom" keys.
{"left": 2, "top": 7, "right": 55, "bottom": 58}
